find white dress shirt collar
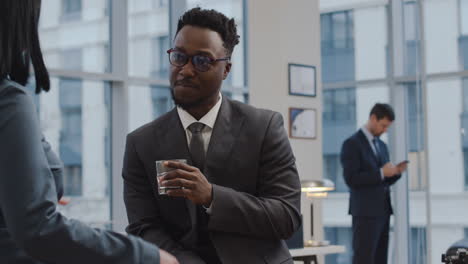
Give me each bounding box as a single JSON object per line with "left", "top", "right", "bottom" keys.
{"left": 361, "top": 125, "right": 376, "bottom": 142}
{"left": 177, "top": 93, "right": 223, "bottom": 130}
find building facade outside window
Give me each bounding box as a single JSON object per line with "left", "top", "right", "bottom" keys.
{"left": 59, "top": 78, "right": 83, "bottom": 196}
{"left": 61, "top": 0, "right": 82, "bottom": 22}
{"left": 321, "top": 10, "right": 355, "bottom": 83}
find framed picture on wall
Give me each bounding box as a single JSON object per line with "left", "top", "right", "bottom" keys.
{"left": 288, "top": 63, "right": 316, "bottom": 97}
{"left": 289, "top": 107, "right": 316, "bottom": 139}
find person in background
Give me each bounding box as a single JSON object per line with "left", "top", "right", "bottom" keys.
{"left": 340, "top": 103, "right": 408, "bottom": 264}
{"left": 0, "top": 1, "right": 177, "bottom": 263}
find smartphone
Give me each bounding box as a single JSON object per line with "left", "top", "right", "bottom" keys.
{"left": 397, "top": 160, "right": 409, "bottom": 165}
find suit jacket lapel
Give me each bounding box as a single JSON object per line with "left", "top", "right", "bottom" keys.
{"left": 154, "top": 109, "right": 196, "bottom": 232}
{"left": 154, "top": 108, "right": 192, "bottom": 163}
{"left": 357, "top": 130, "right": 380, "bottom": 165}
{"left": 204, "top": 98, "right": 244, "bottom": 183}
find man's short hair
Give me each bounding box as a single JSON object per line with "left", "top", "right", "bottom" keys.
{"left": 370, "top": 103, "right": 395, "bottom": 121}
{"left": 176, "top": 7, "right": 240, "bottom": 56}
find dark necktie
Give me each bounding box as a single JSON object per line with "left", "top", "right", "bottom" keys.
{"left": 373, "top": 138, "right": 382, "bottom": 165}
{"left": 188, "top": 122, "right": 206, "bottom": 170}
{"left": 187, "top": 122, "right": 221, "bottom": 263}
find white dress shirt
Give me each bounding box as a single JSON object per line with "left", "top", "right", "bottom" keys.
{"left": 176, "top": 94, "right": 223, "bottom": 212}
{"left": 361, "top": 126, "right": 384, "bottom": 180}
{"left": 177, "top": 93, "right": 223, "bottom": 152}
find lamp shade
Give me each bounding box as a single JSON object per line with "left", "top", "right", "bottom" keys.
{"left": 300, "top": 179, "right": 335, "bottom": 193}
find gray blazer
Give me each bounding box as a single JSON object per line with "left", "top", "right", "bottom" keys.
{"left": 123, "top": 97, "right": 302, "bottom": 264}
{"left": 0, "top": 80, "right": 160, "bottom": 264}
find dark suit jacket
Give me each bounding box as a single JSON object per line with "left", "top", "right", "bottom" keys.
{"left": 340, "top": 130, "right": 401, "bottom": 217}
{"left": 123, "top": 97, "right": 302, "bottom": 264}
{"left": 0, "top": 80, "right": 160, "bottom": 264}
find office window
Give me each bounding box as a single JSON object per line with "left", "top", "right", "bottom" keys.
{"left": 61, "top": 49, "right": 83, "bottom": 71}
{"left": 461, "top": 0, "right": 468, "bottom": 35}
{"left": 128, "top": 0, "right": 170, "bottom": 78}
{"left": 406, "top": 83, "right": 424, "bottom": 152}
{"left": 321, "top": 11, "right": 355, "bottom": 83}
{"left": 323, "top": 88, "right": 356, "bottom": 123}
{"left": 460, "top": 4, "right": 468, "bottom": 72}
{"left": 410, "top": 228, "right": 427, "bottom": 264}
{"left": 463, "top": 79, "right": 468, "bottom": 189}
{"left": 187, "top": 0, "right": 247, "bottom": 91}
{"left": 61, "top": 0, "right": 82, "bottom": 22}
{"left": 63, "top": 165, "right": 83, "bottom": 196}
{"left": 323, "top": 88, "right": 356, "bottom": 192}
{"left": 39, "top": 0, "right": 111, "bottom": 228}
{"left": 403, "top": 1, "right": 421, "bottom": 76}
{"left": 461, "top": 36, "right": 468, "bottom": 71}
{"left": 323, "top": 154, "right": 348, "bottom": 192}
{"left": 151, "top": 85, "right": 174, "bottom": 118}
{"left": 41, "top": 1, "right": 109, "bottom": 73}
{"left": 152, "top": 36, "right": 170, "bottom": 80}
{"left": 59, "top": 78, "right": 83, "bottom": 196}
{"left": 104, "top": 87, "right": 111, "bottom": 182}
{"left": 385, "top": 3, "right": 420, "bottom": 77}
{"left": 325, "top": 227, "right": 353, "bottom": 264}
{"left": 464, "top": 148, "right": 468, "bottom": 190}
{"left": 155, "top": 0, "right": 169, "bottom": 8}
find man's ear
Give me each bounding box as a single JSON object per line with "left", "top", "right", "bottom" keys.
{"left": 223, "top": 62, "right": 232, "bottom": 80}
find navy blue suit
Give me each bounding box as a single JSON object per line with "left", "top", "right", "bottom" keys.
{"left": 340, "top": 130, "right": 401, "bottom": 264}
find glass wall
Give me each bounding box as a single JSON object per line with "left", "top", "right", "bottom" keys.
{"left": 187, "top": 0, "right": 246, "bottom": 92}
{"left": 37, "top": 0, "right": 112, "bottom": 228}
{"left": 321, "top": 0, "right": 468, "bottom": 263}
{"left": 128, "top": 0, "right": 247, "bottom": 131}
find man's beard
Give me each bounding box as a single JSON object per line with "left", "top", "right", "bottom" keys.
{"left": 170, "top": 87, "right": 207, "bottom": 111}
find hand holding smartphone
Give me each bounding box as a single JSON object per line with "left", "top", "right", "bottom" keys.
{"left": 396, "top": 160, "right": 409, "bottom": 174}
{"left": 397, "top": 160, "right": 409, "bottom": 166}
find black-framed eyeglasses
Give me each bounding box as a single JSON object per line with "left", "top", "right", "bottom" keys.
{"left": 167, "top": 48, "right": 230, "bottom": 72}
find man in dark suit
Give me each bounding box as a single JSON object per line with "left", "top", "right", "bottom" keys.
{"left": 122, "top": 7, "right": 301, "bottom": 264}
{"left": 340, "top": 103, "right": 408, "bottom": 264}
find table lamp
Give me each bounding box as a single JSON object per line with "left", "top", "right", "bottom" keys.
{"left": 301, "top": 179, "right": 335, "bottom": 247}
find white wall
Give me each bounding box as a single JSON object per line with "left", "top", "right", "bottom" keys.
{"left": 247, "top": 0, "right": 323, "bottom": 243}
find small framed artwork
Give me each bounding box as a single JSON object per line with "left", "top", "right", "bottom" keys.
{"left": 288, "top": 63, "right": 316, "bottom": 97}
{"left": 289, "top": 107, "right": 316, "bottom": 139}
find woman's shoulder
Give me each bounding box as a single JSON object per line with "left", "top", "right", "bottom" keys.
{"left": 0, "top": 80, "right": 32, "bottom": 108}
{"left": 0, "top": 80, "right": 36, "bottom": 127}
{"left": 0, "top": 79, "right": 28, "bottom": 96}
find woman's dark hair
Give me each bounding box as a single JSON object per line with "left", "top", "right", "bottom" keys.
{"left": 370, "top": 103, "right": 395, "bottom": 121}
{"left": 176, "top": 7, "right": 240, "bottom": 56}
{"left": 0, "top": 0, "right": 50, "bottom": 93}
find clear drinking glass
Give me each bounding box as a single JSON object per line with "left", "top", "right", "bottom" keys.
{"left": 155, "top": 159, "right": 187, "bottom": 195}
